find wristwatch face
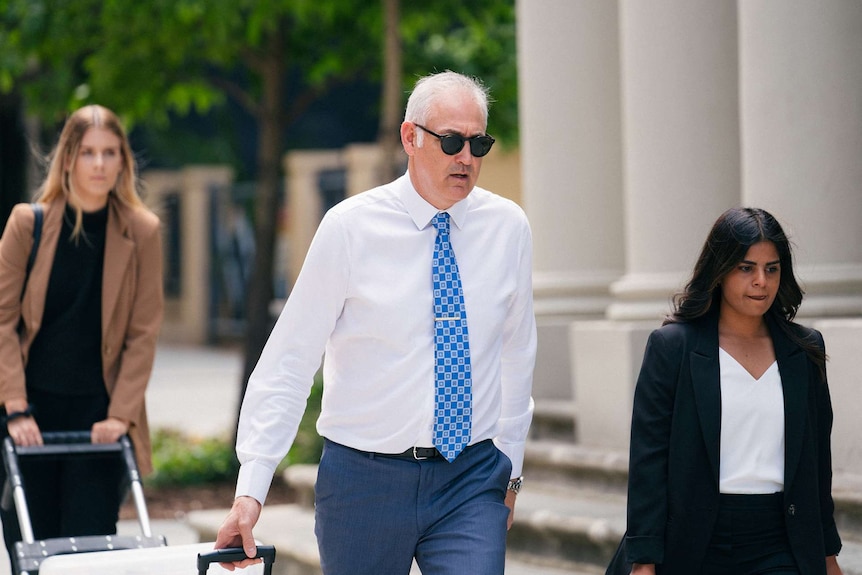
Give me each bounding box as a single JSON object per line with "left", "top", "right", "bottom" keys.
{"left": 507, "top": 476, "right": 523, "bottom": 494}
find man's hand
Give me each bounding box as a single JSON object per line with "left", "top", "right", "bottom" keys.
{"left": 505, "top": 489, "right": 517, "bottom": 530}
{"left": 214, "top": 496, "right": 263, "bottom": 571}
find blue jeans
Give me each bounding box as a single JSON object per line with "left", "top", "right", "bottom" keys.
{"left": 314, "top": 439, "right": 512, "bottom": 575}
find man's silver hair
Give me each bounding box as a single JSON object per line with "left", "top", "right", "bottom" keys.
{"left": 404, "top": 71, "right": 490, "bottom": 146}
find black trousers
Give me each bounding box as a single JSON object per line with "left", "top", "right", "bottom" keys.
{"left": 0, "top": 388, "right": 124, "bottom": 571}
{"left": 701, "top": 492, "right": 800, "bottom": 575}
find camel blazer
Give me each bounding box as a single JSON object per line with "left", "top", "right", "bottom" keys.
{"left": 0, "top": 196, "right": 163, "bottom": 474}
{"left": 607, "top": 311, "right": 842, "bottom": 575}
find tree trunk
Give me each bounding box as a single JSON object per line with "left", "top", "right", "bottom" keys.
{"left": 378, "top": 0, "right": 402, "bottom": 184}
{"left": 236, "top": 30, "right": 286, "bottom": 441}
{"left": 0, "top": 92, "right": 28, "bottom": 230}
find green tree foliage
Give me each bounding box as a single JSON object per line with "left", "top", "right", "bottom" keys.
{"left": 1, "top": 0, "right": 515, "bottom": 141}
{"left": 401, "top": 0, "right": 518, "bottom": 144}
{"left": 0, "top": 0, "right": 517, "bottom": 433}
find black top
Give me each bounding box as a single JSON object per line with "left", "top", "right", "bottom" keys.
{"left": 26, "top": 206, "right": 107, "bottom": 396}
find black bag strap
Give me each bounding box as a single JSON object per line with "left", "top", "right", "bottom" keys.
{"left": 21, "top": 203, "right": 44, "bottom": 299}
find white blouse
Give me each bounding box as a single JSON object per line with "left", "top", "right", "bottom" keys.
{"left": 718, "top": 347, "right": 785, "bottom": 494}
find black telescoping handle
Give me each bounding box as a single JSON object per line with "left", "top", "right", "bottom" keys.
{"left": 13, "top": 431, "right": 125, "bottom": 457}
{"left": 197, "top": 545, "right": 276, "bottom": 574}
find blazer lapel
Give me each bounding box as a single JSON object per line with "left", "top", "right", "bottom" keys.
{"left": 690, "top": 313, "right": 722, "bottom": 487}
{"left": 102, "top": 199, "right": 135, "bottom": 337}
{"left": 767, "top": 316, "right": 809, "bottom": 494}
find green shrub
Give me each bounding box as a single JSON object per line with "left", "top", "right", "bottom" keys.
{"left": 148, "top": 429, "right": 238, "bottom": 487}
{"left": 146, "top": 374, "right": 324, "bottom": 487}
{"left": 285, "top": 372, "right": 324, "bottom": 466}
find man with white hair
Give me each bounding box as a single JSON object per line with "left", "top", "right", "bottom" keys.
{"left": 216, "top": 70, "right": 536, "bottom": 575}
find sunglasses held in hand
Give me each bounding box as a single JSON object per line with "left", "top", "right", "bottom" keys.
{"left": 414, "top": 124, "right": 495, "bottom": 158}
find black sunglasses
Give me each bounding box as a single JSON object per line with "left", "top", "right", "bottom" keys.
{"left": 414, "top": 124, "right": 495, "bottom": 158}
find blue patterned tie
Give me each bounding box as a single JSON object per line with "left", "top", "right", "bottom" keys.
{"left": 431, "top": 212, "right": 472, "bottom": 462}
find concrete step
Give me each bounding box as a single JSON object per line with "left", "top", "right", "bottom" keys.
{"left": 277, "top": 463, "right": 623, "bottom": 570}
{"left": 508, "top": 483, "right": 623, "bottom": 568}
{"left": 525, "top": 439, "right": 862, "bottom": 541}
{"left": 530, "top": 400, "right": 576, "bottom": 443}
{"left": 236, "top": 443, "right": 862, "bottom": 574}
{"left": 185, "top": 504, "right": 600, "bottom": 575}
{"left": 185, "top": 487, "right": 862, "bottom": 575}
{"left": 834, "top": 470, "right": 862, "bottom": 540}
{"left": 523, "top": 439, "right": 628, "bottom": 495}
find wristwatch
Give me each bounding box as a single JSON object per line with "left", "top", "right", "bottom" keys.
{"left": 507, "top": 476, "right": 524, "bottom": 494}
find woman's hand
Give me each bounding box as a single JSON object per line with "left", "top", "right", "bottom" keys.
{"left": 4, "top": 398, "right": 42, "bottom": 446}
{"left": 631, "top": 564, "right": 656, "bottom": 575}
{"left": 91, "top": 417, "right": 129, "bottom": 443}
{"left": 6, "top": 415, "right": 42, "bottom": 446}
{"left": 826, "top": 555, "right": 844, "bottom": 575}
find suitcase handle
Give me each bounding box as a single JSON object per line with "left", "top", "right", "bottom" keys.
{"left": 197, "top": 546, "right": 276, "bottom": 574}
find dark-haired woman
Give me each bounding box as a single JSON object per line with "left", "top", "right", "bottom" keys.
{"left": 607, "top": 207, "right": 843, "bottom": 575}
{"left": 0, "top": 105, "right": 163, "bottom": 571}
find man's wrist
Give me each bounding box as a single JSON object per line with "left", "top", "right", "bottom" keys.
{"left": 507, "top": 476, "right": 524, "bottom": 494}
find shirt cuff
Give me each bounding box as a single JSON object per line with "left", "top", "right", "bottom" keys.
{"left": 494, "top": 439, "right": 525, "bottom": 478}
{"left": 235, "top": 460, "right": 277, "bottom": 506}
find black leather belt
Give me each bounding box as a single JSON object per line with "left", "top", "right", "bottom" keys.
{"left": 385, "top": 446, "right": 442, "bottom": 460}
{"left": 362, "top": 439, "right": 491, "bottom": 461}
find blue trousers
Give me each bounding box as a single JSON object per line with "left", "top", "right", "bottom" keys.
{"left": 314, "top": 439, "right": 512, "bottom": 575}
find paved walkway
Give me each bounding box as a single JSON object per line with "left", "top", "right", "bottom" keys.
{"left": 145, "top": 343, "right": 244, "bottom": 439}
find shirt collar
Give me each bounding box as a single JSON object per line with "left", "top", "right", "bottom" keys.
{"left": 396, "top": 172, "right": 471, "bottom": 231}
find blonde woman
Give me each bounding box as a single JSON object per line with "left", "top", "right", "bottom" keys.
{"left": 0, "top": 105, "right": 163, "bottom": 572}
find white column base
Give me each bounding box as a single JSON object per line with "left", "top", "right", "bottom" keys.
{"left": 812, "top": 318, "right": 862, "bottom": 475}
{"left": 570, "top": 320, "right": 658, "bottom": 450}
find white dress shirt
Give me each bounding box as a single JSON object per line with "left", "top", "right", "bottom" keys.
{"left": 235, "top": 173, "right": 537, "bottom": 504}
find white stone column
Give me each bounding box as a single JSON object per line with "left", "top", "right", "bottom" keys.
{"left": 607, "top": 0, "right": 742, "bottom": 321}
{"left": 574, "top": 0, "right": 741, "bottom": 448}
{"left": 739, "top": 1, "right": 862, "bottom": 475}
{"left": 738, "top": 0, "right": 862, "bottom": 317}
{"left": 517, "top": 0, "right": 625, "bottom": 400}
{"left": 814, "top": 319, "right": 862, "bottom": 475}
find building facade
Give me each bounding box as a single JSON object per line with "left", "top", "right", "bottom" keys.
{"left": 517, "top": 0, "right": 862, "bottom": 473}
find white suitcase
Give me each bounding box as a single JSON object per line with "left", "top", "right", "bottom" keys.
{"left": 39, "top": 543, "right": 275, "bottom": 575}
{"left": 3, "top": 433, "right": 276, "bottom": 574}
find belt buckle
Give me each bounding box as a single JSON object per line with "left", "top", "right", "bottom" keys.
{"left": 412, "top": 447, "right": 431, "bottom": 460}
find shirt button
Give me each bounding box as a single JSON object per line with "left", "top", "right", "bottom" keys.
{"left": 788, "top": 504, "right": 796, "bottom": 516}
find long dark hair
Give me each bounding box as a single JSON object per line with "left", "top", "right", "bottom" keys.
{"left": 667, "top": 207, "right": 826, "bottom": 378}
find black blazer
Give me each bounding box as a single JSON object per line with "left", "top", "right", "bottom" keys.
{"left": 607, "top": 311, "right": 842, "bottom": 575}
